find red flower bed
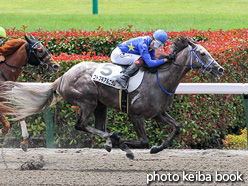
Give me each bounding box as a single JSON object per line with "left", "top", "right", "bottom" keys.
{"left": 53, "top": 52, "right": 110, "bottom": 63}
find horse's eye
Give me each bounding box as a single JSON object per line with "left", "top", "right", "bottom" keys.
{"left": 201, "top": 52, "right": 206, "bottom": 56}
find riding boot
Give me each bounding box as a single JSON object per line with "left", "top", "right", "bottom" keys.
{"left": 116, "top": 63, "right": 139, "bottom": 89}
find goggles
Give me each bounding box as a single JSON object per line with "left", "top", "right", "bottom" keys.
{"left": 151, "top": 37, "right": 164, "bottom": 49}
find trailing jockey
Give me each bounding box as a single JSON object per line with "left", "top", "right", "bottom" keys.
{"left": 0, "top": 27, "right": 6, "bottom": 62}
{"left": 111, "top": 29, "right": 174, "bottom": 90}
{"left": 0, "top": 27, "right": 6, "bottom": 46}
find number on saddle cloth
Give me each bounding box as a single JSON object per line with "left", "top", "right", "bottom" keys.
{"left": 91, "top": 63, "right": 144, "bottom": 93}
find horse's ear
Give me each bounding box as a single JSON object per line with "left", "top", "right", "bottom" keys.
{"left": 29, "top": 34, "right": 36, "bottom": 41}
{"left": 187, "top": 37, "right": 197, "bottom": 48}
{"left": 24, "top": 35, "right": 33, "bottom": 44}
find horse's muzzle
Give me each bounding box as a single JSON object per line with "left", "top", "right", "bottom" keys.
{"left": 47, "top": 59, "right": 60, "bottom": 73}
{"left": 211, "top": 66, "right": 224, "bottom": 77}
{"left": 218, "top": 67, "right": 224, "bottom": 73}
{"left": 51, "top": 64, "right": 60, "bottom": 73}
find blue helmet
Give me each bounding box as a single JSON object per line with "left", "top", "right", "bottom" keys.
{"left": 153, "top": 29, "right": 168, "bottom": 44}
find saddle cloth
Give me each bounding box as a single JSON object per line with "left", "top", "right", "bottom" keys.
{"left": 91, "top": 63, "right": 144, "bottom": 93}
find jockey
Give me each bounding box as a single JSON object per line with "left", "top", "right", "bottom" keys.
{"left": 111, "top": 29, "right": 173, "bottom": 90}
{"left": 0, "top": 27, "right": 6, "bottom": 45}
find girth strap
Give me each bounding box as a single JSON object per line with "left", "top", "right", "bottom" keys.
{"left": 119, "top": 90, "right": 129, "bottom": 113}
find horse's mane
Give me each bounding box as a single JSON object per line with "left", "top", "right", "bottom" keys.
{"left": 0, "top": 39, "right": 26, "bottom": 57}
{"left": 142, "top": 36, "right": 192, "bottom": 73}
{"left": 170, "top": 35, "right": 190, "bottom": 55}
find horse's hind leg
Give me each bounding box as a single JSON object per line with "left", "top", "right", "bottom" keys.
{"left": 75, "top": 101, "right": 110, "bottom": 144}
{"left": 75, "top": 105, "right": 109, "bottom": 138}
{"left": 93, "top": 101, "right": 112, "bottom": 152}
{"left": 94, "top": 101, "right": 134, "bottom": 156}
{"left": 0, "top": 115, "right": 10, "bottom": 134}
{"left": 75, "top": 102, "right": 134, "bottom": 159}
{"left": 150, "top": 112, "right": 181, "bottom": 154}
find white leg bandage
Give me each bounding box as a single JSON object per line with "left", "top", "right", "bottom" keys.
{"left": 20, "top": 120, "right": 29, "bottom": 139}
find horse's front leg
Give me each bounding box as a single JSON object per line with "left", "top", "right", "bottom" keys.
{"left": 128, "top": 115, "right": 149, "bottom": 148}
{"left": 150, "top": 112, "right": 181, "bottom": 154}
{"left": 20, "top": 119, "right": 29, "bottom": 152}
{"left": 0, "top": 114, "right": 10, "bottom": 134}
{"left": 109, "top": 115, "right": 149, "bottom": 149}
{"left": 106, "top": 115, "right": 148, "bottom": 159}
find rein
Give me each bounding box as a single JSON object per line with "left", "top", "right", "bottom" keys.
{"left": 0, "top": 60, "right": 23, "bottom": 81}
{"left": 156, "top": 70, "right": 175, "bottom": 95}
{"left": 0, "top": 60, "right": 26, "bottom": 69}
{"left": 157, "top": 45, "right": 214, "bottom": 95}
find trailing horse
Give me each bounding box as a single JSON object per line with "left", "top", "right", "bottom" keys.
{"left": 0, "top": 34, "right": 60, "bottom": 150}
{"left": 0, "top": 36, "right": 223, "bottom": 158}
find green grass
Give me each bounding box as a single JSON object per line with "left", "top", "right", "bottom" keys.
{"left": 1, "top": 0, "right": 248, "bottom": 31}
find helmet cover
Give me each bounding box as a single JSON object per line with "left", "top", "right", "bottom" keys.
{"left": 153, "top": 29, "right": 168, "bottom": 44}
{"left": 0, "top": 27, "right": 6, "bottom": 38}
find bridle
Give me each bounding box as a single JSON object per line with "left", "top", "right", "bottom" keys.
{"left": 157, "top": 44, "right": 215, "bottom": 95}
{"left": 0, "top": 40, "right": 52, "bottom": 80}
{"left": 172, "top": 45, "right": 215, "bottom": 75}
{"left": 25, "top": 41, "right": 52, "bottom": 71}
{"left": 188, "top": 45, "right": 215, "bottom": 75}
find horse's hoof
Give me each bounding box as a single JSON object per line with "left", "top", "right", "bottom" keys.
{"left": 20, "top": 143, "right": 28, "bottom": 152}
{"left": 1, "top": 126, "right": 10, "bottom": 134}
{"left": 104, "top": 143, "right": 112, "bottom": 152}
{"left": 110, "top": 131, "right": 120, "bottom": 141}
{"left": 126, "top": 151, "right": 134, "bottom": 159}
{"left": 150, "top": 145, "right": 163, "bottom": 154}
{"left": 104, "top": 138, "right": 112, "bottom": 152}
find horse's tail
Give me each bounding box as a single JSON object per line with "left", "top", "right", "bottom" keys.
{"left": 0, "top": 78, "right": 63, "bottom": 120}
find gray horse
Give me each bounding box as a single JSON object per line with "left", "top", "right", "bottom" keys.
{"left": 0, "top": 36, "right": 223, "bottom": 159}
